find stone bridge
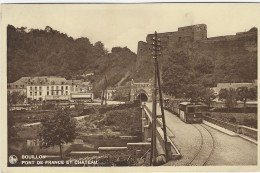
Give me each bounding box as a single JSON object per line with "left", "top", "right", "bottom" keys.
{"left": 141, "top": 103, "right": 181, "bottom": 162}
{"left": 130, "top": 79, "right": 152, "bottom": 102}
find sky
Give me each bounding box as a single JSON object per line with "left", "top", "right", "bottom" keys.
{"left": 2, "top": 3, "right": 260, "bottom": 53}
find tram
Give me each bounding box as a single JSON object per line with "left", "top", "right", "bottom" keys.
{"left": 164, "top": 98, "right": 208, "bottom": 124}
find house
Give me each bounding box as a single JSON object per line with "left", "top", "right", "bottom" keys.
{"left": 8, "top": 76, "right": 95, "bottom": 104}
{"left": 25, "top": 76, "right": 70, "bottom": 103}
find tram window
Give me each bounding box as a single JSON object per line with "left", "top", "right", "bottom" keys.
{"left": 187, "top": 107, "right": 195, "bottom": 113}
{"left": 195, "top": 107, "right": 202, "bottom": 112}
{"left": 179, "top": 105, "right": 185, "bottom": 111}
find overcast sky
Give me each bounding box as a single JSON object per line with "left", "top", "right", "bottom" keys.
{"left": 2, "top": 3, "right": 260, "bottom": 53}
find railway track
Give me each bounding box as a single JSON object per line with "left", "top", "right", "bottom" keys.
{"left": 185, "top": 124, "right": 215, "bottom": 166}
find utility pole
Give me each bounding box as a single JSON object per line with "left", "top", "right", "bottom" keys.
{"left": 150, "top": 31, "right": 169, "bottom": 166}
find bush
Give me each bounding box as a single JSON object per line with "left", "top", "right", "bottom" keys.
{"left": 42, "top": 103, "right": 55, "bottom": 110}
{"left": 243, "top": 117, "right": 257, "bottom": 128}
{"left": 229, "top": 116, "right": 237, "bottom": 123}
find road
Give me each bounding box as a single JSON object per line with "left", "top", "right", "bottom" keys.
{"left": 145, "top": 102, "right": 257, "bottom": 166}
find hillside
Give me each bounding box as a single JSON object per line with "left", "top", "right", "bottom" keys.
{"left": 7, "top": 24, "right": 257, "bottom": 100}
{"left": 134, "top": 26, "right": 257, "bottom": 97}
{"left": 7, "top": 25, "right": 137, "bottom": 90}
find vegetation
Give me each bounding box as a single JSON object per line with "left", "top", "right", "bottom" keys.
{"left": 236, "top": 87, "right": 257, "bottom": 112}
{"left": 161, "top": 50, "right": 257, "bottom": 101}
{"left": 209, "top": 112, "right": 257, "bottom": 129}
{"left": 39, "top": 108, "right": 78, "bottom": 159}
{"left": 98, "top": 107, "right": 141, "bottom": 136}
{"left": 7, "top": 25, "right": 137, "bottom": 91}
{"left": 218, "top": 88, "right": 237, "bottom": 112}
{"left": 7, "top": 91, "right": 26, "bottom": 107}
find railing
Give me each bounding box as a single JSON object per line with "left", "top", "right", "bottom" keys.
{"left": 203, "top": 115, "right": 258, "bottom": 141}
{"left": 237, "top": 125, "right": 258, "bottom": 140}
{"left": 202, "top": 115, "right": 238, "bottom": 133}
{"left": 142, "top": 104, "right": 181, "bottom": 159}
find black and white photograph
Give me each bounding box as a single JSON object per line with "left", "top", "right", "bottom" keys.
{"left": 1, "top": 2, "right": 259, "bottom": 172}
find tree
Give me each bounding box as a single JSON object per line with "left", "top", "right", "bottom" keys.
{"left": 184, "top": 84, "right": 204, "bottom": 101}
{"left": 218, "top": 88, "right": 237, "bottom": 112}
{"left": 201, "top": 88, "right": 216, "bottom": 108}
{"left": 236, "top": 87, "right": 257, "bottom": 112}
{"left": 162, "top": 52, "right": 192, "bottom": 98}
{"left": 39, "top": 108, "right": 78, "bottom": 159}
{"left": 7, "top": 91, "right": 26, "bottom": 109}
{"left": 94, "top": 41, "right": 108, "bottom": 55}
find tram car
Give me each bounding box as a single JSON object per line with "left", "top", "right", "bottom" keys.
{"left": 179, "top": 102, "right": 204, "bottom": 123}
{"left": 164, "top": 98, "right": 209, "bottom": 124}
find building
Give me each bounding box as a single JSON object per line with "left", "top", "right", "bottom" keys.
{"left": 7, "top": 77, "right": 30, "bottom": 95}
{"left": 8, "top": 76, "right": 94, "bottom": 104}
{"left": 67, "top": 79, "right": 94, "bottom": 102}
{"left": 25, "top": 76, "right": 70, "bottom": 103}
{"left": 212, "top": 80, "right": 257, "bottom": 96}
{"left": 211, "top": 80, "right": 257, "bottom": 108}
{"left": 100, "top": 89, "right": 116, "bottom": 101}
{"left": 67, "top": 79, "right": 93, "bottom": 93}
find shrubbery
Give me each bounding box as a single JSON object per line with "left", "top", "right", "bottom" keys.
{"left": 243, "top": 117, "right": 257, "bottom": 129}
{"left": 98, "top": 107, "right": 142, "bottom": 136}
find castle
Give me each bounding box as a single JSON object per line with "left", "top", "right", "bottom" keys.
{"left": 136, "top": 24, "right": 257, "bottom": 69}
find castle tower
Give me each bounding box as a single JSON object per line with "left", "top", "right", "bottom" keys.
{"left": 178, "top": 24, "right": 207, "bottom": 41}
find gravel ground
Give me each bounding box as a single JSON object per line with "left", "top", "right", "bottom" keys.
{"left": 145, "top": 102, "right": 257, "bottom": 166}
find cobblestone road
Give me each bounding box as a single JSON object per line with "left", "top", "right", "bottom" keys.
{"left": 145, "top": 102, "right": 257, "bottom": 166}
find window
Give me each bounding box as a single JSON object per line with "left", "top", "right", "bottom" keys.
{"left": 61, "top": 91, "right": 64, "bottom": 95}
{"left": 47, "top": 91, "right": 49, "bottom": 95}
{"left": 35, "top": 92, "right": 37, "bottom": 96}
{"left": 39, "top": 98, "right": 42, "bottom": 101}
{"left": 47, "top": 86, "right": 49, "bottom": 90}
{"left": 39, "top": 86, "right": 42, "bottom": 90}
{"left": 56, "top": 86, "right": 59, "bottom": 90}
{"left": 61, "top": 86, "right": 63, "bottom": 90}
{"left": 66, "top": 86, "right": 68, "bottom": 90}
{"left": 35, "top": 86, "right": 37, "bottom": 90}
{"left": 30, "top": 92, "right": 32, "bottom": 96}
{"left": 56, "top": 91, "right": 59, "bottom": 95}
{"left": 39, "top": 92, "right": 42, "bottom": 96}
{"left": 30, "top": 87, "right": 32, "bottom": 90}
{"left": 187, "top": 107, "right": 195, "bottom": 113}
{"left": 51, "top": 86, "right": 54, "bottom": 90}
{"left": 66, "top": 91, "right": 68, "bottom": 95}
{"left": 51, "top": 91, "right": 54, "bottom": 95}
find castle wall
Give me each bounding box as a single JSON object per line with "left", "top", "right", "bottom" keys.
{"left": 135, "top": 24, "right": 257, "bottom": 83}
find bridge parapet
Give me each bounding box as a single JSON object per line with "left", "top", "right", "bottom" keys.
{"left": 141, "top": 104, "right": 181, "bottom": 160}
{"left": 203, "top": 115, "right": 258, "bottom": 141}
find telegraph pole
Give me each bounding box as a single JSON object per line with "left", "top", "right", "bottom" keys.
{"left": 150, "top": 31, "right": 169, "bottom": 165}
